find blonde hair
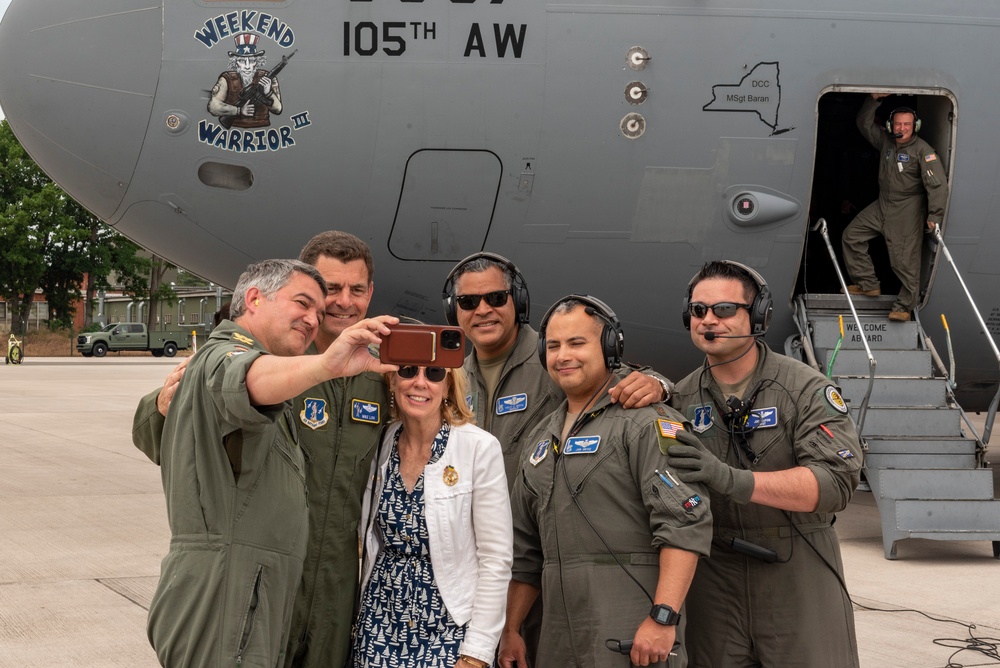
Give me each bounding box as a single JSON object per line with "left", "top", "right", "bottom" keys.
{"left": 386, "top": 366, "right": 476, "bottom": 426}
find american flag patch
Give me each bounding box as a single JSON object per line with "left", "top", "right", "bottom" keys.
{"left": 924, "top": 153, "right": 938, "bottom": 162}
{"left": 657, "top": 419, "right": 684, "bottom": 439}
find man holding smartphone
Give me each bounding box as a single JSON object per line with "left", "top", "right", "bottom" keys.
{"left": 136, "top": 259, "right": 397, "bottom": 667}
{"left": 133, "top": 232, "right": 390, "bottom": 668}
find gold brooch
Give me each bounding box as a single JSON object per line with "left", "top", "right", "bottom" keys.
{"left": 442, "top": 466, "right": 459, "bottom": 486}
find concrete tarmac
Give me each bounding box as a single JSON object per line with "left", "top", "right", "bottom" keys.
{"left": 1, "top": 358, "right": 998, "bottom": 667}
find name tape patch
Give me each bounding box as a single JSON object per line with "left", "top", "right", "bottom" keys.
{"left": 563, "top": 435, "right": 601, "bottom": 455}
{"left": 496, "top": 393, "right": 528, "bottom": 415}
{"left": 351, "top": 398, "right": 381, "bottom": 424}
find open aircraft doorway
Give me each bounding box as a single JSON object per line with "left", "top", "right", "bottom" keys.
{"left": 799, "top": 89, "right": 955, "bottom": 301}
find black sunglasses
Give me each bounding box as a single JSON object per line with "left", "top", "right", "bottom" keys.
{"left": 688, "top": 302, "right": 751, "bottom": 319}
{"left": 397, "top": 366, "right": 448, "bottom": 383}
{"left": 455, "top": 290, "right": 511, "bottom": 311}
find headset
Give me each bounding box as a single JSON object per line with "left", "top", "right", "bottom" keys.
{"left": 886, "top": 107, "right": 921, "bottom": 134}
{"left": 682, "top": 260, "right": 773, "bottom": 336}
{"left": 441, "top": 252, "right": 530, "bottom": 326}
{"left": 537, "top": 294, "right": 624, "bottom": 370}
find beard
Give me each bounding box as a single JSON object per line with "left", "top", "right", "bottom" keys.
{"left": 239, "top": 70, "right": 255, "bottom": 88}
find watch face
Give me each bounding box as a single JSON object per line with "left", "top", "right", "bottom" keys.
{"left": 651, "top": 604, "right": 679, "bottom": 625}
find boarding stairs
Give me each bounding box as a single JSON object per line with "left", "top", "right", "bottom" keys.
{"left": 790, "top": 220, "right": 1000, "bottom": 559}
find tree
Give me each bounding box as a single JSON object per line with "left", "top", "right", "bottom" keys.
{"left": 145, "top": 254, "right": 177, "bottom": 330}
{"left": 0, "top": 120, "right": 155, "bottom": 333}
{"left": 80, "top": 218, "right": 150, "bottom": 329}
{"left": 174, "top": 269, "right": 210, "bottom": 288}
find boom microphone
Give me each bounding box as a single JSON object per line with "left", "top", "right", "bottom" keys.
{"left": 893, "top": 132, "right": 904, "bottom": 139}
{"left": 704, "top": 331, "right": 758, "bottom": 340}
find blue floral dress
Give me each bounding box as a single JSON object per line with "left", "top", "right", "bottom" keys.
{"left": 352, "top": 423, "right": 468, "bottom": 667}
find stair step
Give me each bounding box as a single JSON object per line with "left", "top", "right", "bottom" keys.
{"left": 865, "top": 437, "right": 978, "bottom": 455}
{"left": 837, "top": 377, "right": 947, "bottom": 407}
{"left": 826, "top": 349, "right": 932, "bottom": 377}
{"left": 852, "top": 406, "right": 961, "bottom": 437}
{"left": 811, "top": 315, "right": 919, "bottom": 350}
{"left": 865, "top": 452, "right": 978, "bottom": 470}
{"left": 895, "top": 499, "right": 1000, "bottom": 532}
{"left": 803, "top": 293, "right": 898, "bottom": 311}
{"left": 876, "top": 468, "right": 995, "bottom": 500}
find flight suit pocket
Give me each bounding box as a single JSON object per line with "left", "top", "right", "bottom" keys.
{"left": 646, "top": 476, "right": 708, "bottom": 526}
{"left": 744, "top": 428, "right": 791, "bottom": 469}
{"left": 924, "top": 165, "right": 942, "bottom": 187}
{"left": 272, "top": 436, "right": 306, "bottom": 486}
{"left": 235, "top": 565, "right": 265, "bottom": 664}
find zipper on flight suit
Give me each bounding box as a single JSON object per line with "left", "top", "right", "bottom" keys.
{"left": 235, "top": 565, "right": 264, "bottom": 664}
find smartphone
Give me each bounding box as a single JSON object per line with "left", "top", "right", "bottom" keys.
{"left": 379, "top": 324, "right": 466, "bottom": 367}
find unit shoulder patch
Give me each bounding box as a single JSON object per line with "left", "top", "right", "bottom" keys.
{"left": 824, "top": 386, "right": 849, "bottom": 414}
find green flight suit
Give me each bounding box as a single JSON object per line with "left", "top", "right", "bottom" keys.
{"left": 143, "top": 321, "right": 309, "bottom": 668}
{"left": 670, "top": 342, "right": 862, "bottom": 668}
{"left": 131, "top": 341, "right": 389, "bottom": 668}
{"left": 511, "top": 391, "right": 713, "bottom": 668}
{"left": 465, "top": 325, "right": 672, "bottom": 663}
{"left": 465, "top": 325, "right": 673, "bottom": 492}
{"left": 283, "top": 361, "right": 388, "bottom": 668}
{"left": 463, "top": 325, "right": 562, "bottom": 491}
{"left": 843, "top": 96, "right": 949, "bottom": 312}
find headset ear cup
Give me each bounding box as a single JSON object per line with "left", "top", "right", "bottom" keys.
{"left": 443, "top": 295, "right": 457, "bottom": 326}
{"left": 603, "top": 325, "right": 615, "bottom": 369}
{"left": 606, "top": 325, "right": 624, "bottom": 369}
{"left": 750, "top": 286, "right": 773, "bottom": 335}
{"left": 514, "top": 281, "right": 530, "bottom": 325}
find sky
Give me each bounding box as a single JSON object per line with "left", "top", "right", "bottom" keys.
{"left": 0, "top": 0, "right": 11, "bottom": 121}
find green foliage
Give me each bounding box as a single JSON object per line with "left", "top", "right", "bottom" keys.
{"left": 0, "top": 120, "right": 153, "bottom": 334}
{"left": 174, "top": 270, "right": 210, "bottom": 288}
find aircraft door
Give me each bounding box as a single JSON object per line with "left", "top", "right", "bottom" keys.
{"left": 389, "top": 149, "right": 502, "bottom": 262}
{"left": 800, "top": 90, "right": 955, "bottom": 300}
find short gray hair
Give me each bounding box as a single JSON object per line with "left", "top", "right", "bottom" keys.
{"left": 230, "top": 259, "right": 326, "bottom": 318}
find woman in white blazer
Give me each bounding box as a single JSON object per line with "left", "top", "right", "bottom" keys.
{"left": 352, "top": 363, "right": 512, "bottom": 668}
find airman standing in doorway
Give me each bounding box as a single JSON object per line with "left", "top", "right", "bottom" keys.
{"left": 842, "top": 93, "right": 949, "bottom": 322}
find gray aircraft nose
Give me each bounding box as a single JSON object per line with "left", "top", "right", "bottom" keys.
{"left": 0, "top": 1, "right": 162, "bottom": 220}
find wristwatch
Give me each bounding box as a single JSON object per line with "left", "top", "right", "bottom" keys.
{"left": 649, "top": 603, "right": 681, "bottom": 626}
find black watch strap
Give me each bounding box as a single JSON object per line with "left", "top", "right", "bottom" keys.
{"left": 649, "top": 603, "right": 681, "bottom": 626}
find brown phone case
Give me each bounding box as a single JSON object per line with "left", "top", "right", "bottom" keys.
{"left": 379, "top": 324, "right": 466, "bottom": 367}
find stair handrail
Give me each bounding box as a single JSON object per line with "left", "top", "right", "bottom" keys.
{"left": 931, "top": 226, "right": 1000, "bottom": 444}
{"left": 913, "top": 309, "right": 988, "bottom": 453}
{"left": 811, "top": 218, "right": 877, "bottom": 433}
{"left": 792, "top": 295, "right": 822, "bottom": 371}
